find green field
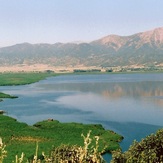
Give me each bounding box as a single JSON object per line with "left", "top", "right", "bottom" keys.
{"left": 0, "top": 115, "right": 123, "bottom": 162}
{"left": 0, "top": 72, "right": 56, "bottom": 99}
{"left": 0, "top": 72, "right": 56, "bottom": 86}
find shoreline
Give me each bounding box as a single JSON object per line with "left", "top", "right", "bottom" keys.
{"left": 0, "top": 64, "right": 163, "bottom": 73}
{"left": 1, "top": 71, "right": 163, "bottom": 162}
{"left": 0, "top": 114, "right": 123, "bottom": 162}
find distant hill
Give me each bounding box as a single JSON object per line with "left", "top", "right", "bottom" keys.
{"left": 0, "top": 27, "right": 163, "bottom": 68}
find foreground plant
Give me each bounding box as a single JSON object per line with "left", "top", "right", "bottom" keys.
{"left": 111, "top": 129, "right": 163, "bottom": 163}
{"left": 43, "top": 131, "right": 105, "bottom": 163}
{"left": 0, "top": 137, "right": 7, "bottom": 162}
{"left": 15, "top": 153, "right": 24, "bottom": 163}
{"left": 0, "top": 131, "right": 105, "bottom": 163}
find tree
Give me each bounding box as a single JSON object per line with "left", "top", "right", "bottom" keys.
{"left": 111, "top": 129, "right": 163, "bottom": 163}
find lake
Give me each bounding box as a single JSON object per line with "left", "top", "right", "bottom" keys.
{"left": 1, "top": 73, "right": 163, "bottom": 161}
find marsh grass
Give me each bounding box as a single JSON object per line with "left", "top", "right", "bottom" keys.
{"left": 0, "top": 72, "right": 56, "bottom": 86}
{"left": 0, "top": 92, "right": 18, "bottom": 99}
{"left": 0, "top": 72, "right": 56, "bottom": 99}
{"left": 0, "top": 115, "right": 123, "bottom": 162}
{"left": 1, "top": 131, "right": 105, "bottom": 163}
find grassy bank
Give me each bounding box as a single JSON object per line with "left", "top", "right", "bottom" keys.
{"left": 0, "top": 92, "right": 18, "bottom": 99}
{"left": 0, "top": 72, "right": 56, "bottom": 99}
{"left": 0, "top": 72, "right": 56, "bottom": 86}
{"left": 1, "top": 71, "right": 162, "bottom": 87}
{"left": 0, "top": 114, "right": 123, "bottom": 162}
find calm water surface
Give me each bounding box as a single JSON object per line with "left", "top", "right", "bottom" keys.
{"left": 1, "top": 73, "right": 163, "bottom": 161}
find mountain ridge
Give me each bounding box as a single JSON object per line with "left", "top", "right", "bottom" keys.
{"left": 0, "top": 27, "right": 163, "bottom": 71}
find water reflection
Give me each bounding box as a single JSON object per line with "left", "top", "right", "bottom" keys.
{"left": 1, "top": 74, "right": 163, "bottom": 126}
{"left": 55, "top": 92, "right": 163, "bottom": 126}
{"left": 1, "top": 73, "right": 163, "bottom": 163}
{"left": 36, "top": 81, "right": 163, "bottom": 106}
{"left": 101, "top": 82, "right": 163, "bottom": 100}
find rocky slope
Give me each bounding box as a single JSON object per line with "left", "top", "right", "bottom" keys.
{"left": 0, "top": 27, "right": 163, "bottom": 68}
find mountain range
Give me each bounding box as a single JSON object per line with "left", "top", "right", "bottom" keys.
{"left": 0, "top": 27, "right": 163, "bottom": 69}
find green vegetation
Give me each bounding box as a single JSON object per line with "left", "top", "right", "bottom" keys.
{"left": 0, "top": 115, "right": 123, "bottom": 162}
{"left": 0, "top": 72, "right": 56, "bottom": 86}
{"left": 0, "top": 72, "right": 123, "bottom": 162}
{"left": 0, "top": 72, "right": 56, "bottom": 99}
{"left": 111, "top": 129, "right": 163, "bottom": 163}
{"left": 0, "top": 131, "right": 105, "bottom": 163}
{"left": 0, "top": 92, "right": 17, "bottom": 99}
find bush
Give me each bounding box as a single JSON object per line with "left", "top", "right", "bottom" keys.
{"left": 43, "top": 131, "right": 105, "bottom": 163}
{"left": 111, "top": 129, "right": 163, "bottom": 163}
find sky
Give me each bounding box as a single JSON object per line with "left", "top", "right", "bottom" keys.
{"left": 0, "top": 0, "right": 163, "bottom": 47}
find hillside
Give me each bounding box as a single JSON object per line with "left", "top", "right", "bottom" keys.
{"left": 0, "top": 27, "right": 163, "bottom": 71}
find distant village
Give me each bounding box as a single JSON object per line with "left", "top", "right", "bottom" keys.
{"left": 72, "top": 66, "right": 163, "bottom": 73}
{"left": 0, "top": 64, "right": 163, "bottom": 73}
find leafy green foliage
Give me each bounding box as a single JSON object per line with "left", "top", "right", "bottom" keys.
{"left": 111, "top": 129, "right": 163, "bottom": 163}
{"left": 0, "top": 115, "right": 123, "bottom": 162}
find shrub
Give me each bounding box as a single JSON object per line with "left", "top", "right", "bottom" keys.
{"left": 111, "top": 129, "right": 163, "bottom": 163}
{"left": 43, "top": 131, "right": 105, "bottom": 163}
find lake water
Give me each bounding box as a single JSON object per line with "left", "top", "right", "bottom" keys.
{"left": 1, "top": 73, "right": 163, "bottom": 161}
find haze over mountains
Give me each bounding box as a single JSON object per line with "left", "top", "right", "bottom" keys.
{"left": 0, "top": 27, "right": 163, "bottom": 70}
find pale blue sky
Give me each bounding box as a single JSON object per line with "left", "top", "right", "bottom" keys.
{"left": 0, "top": 0, "right": 163, "bottom": 47}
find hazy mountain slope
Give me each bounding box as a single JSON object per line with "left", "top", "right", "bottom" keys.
{"left": 0, "top": 27, "right": 163, "bottom": 67}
